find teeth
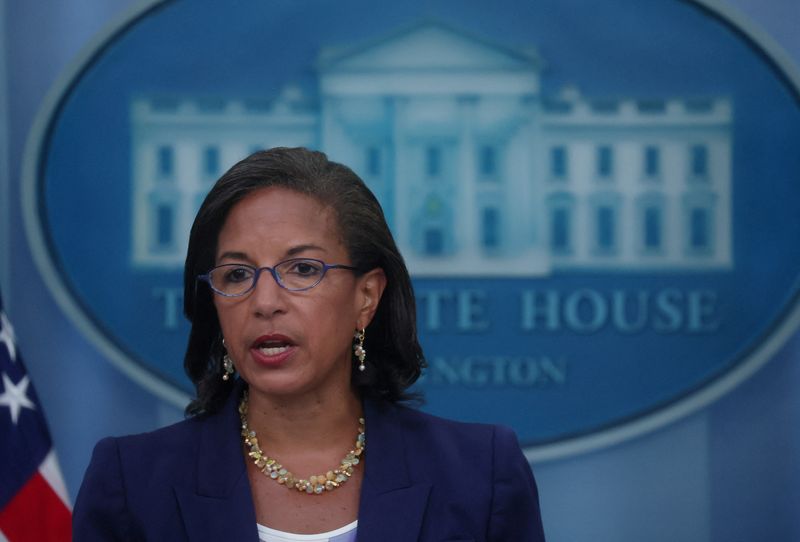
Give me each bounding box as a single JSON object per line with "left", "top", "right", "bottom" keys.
{"left": 258, "top": 345, "right": 289, "bottom": 356}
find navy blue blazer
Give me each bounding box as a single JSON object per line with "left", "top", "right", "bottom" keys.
{"left": 73, "top": 385, "right": 545, "bottom": 541}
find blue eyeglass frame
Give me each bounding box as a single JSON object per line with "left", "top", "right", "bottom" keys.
{"left": 197, "top": 258, "right": 359, "bottom": 296}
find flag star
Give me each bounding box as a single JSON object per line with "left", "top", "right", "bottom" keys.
{"left": 0, "top": 311, "right": 17, "bottom": 362}
{"left": 0, "top": 373, "right": 36, "bottom": 425}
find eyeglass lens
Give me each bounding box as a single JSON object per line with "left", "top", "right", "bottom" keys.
{"left": 208, "top": 259, "right": 327, "bottom": 294}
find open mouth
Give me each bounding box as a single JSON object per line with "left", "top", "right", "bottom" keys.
{"left": 258, "top": 343, "right": 290, "bottom": 356}
{"left": 252, "top": 336, "right": 294, "bottom": 357}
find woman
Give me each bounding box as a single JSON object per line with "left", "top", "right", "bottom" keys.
{"left": 73, "top": 147, "right": 545, "bottom": 541}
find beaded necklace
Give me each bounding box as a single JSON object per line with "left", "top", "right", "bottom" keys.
{"left": 238, "top": 390, "right": 366, "bottom": 495}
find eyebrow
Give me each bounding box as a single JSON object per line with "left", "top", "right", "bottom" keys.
{"left": 217, "top": 244, "right": 327, "bottom": 263}
{"left": 286, "top": 244, "right": 326, "bottom": 257}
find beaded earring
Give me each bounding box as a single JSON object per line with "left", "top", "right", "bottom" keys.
{"left": 353, "top": 329, "right": 366, "bottom": 372}
{"left": 222, "top": 339, "right": 235, "bottom": 381}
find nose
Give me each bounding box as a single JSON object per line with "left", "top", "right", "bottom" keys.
{"left": 249, "top": 267, "right": 288, "bottom": 317}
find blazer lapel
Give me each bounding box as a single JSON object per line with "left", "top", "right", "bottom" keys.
{"left": 171, "top": 388, "right": 432, "bottom": 541}
{"left": 175, "top": 382, "right": 260, "bottom": 542}
{"left": 356, "top": 400, "right": 431, "bottom": 542}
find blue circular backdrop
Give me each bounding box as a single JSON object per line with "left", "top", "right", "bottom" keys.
{"left": 29, "top": 0, "right": 800, "bottom": 450}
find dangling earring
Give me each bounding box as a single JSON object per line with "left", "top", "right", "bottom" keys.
{"left": 222, "top": 339, "right": 235, "bottom": 381}
{"left": 353, "top": 328, "right": 366, "bottom": 372}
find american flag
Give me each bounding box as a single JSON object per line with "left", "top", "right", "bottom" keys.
{"left": 0, "top": 294, "right": 71, "bottom": 541}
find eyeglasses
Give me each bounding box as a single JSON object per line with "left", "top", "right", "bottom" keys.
{"left": 198, "top": 258, "right": 358, "bottom": 296}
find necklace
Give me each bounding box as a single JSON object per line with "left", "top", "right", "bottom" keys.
{"left": 238, "top": 390, "right": 366, "bottom": 495}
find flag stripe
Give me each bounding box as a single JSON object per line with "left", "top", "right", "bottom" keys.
{"left": 0, "top": 472, "right": 71, "bottom": 542}
{"left": 39, "top": 450, "right": 71, "bottom": 509}
{"left": 1, "top": 298, "right": 71, "bottom": 540}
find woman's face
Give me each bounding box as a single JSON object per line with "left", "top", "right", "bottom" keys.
{"left": 213, "top": 186, "right": 385, "bottom": 400}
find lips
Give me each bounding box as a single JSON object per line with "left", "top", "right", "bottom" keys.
{"left": 258, "top": 344, "right": 289, "bottom": 356}
{"left": 251, "top": 334, "right": 294, "bottom": 349}
{"left": 249, "top": 334, "right": 296, "bottom": 367}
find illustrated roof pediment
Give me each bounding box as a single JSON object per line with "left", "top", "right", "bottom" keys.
{"left": 318, "top": 21, "right": 540, "bottom": 73}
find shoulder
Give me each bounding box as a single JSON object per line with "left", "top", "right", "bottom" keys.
{"left": 79, "top": 409, "right": 227, "bottom": 500}
{"left": 369, "top": 399, "right": 520, "bottom": 451}
{"left": 78, "top": 383, "right": 243, "bottom": 499}
{"left": 86, "top": 415, "right": 203, "bottom": 473}
{"left": 73, "top": 413, "right": 228, "bottom": 539}
{"left": 367, "top": 401, "right": 545, "bottom": 540}
{"left": 102, "top": 415, "right": 206, "bottom": 459}
{"left": 367, "top": 399, "right": 527, "bottom": 481}
{"left": 79, "top": 415, "right": 208, "bottom": 494}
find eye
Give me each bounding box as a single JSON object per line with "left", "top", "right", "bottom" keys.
{"left": 221, "top": 265, "right": 254, "bottom": 284}
{"left": 285, "top": 259, "right": 323, "bottom": 277}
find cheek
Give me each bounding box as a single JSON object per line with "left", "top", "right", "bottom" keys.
{"left": 311, "top": 314, "right": 357, "bottom": 364}
{"left": 308, "top": 290, "right": 360, "bottom": 345}
{"left": 214, "top": 301, "right": 240, "bottom": 338}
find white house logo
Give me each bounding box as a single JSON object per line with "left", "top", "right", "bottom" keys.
{"left": 23, "top": 0, "right": 800, "bottom": 459}
{"left": 132, "top": 24, "right": 732, "bottom": 276}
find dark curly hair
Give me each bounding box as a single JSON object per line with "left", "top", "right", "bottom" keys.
{"left": 183, "top": 147, "right": 425, "bottom": 416}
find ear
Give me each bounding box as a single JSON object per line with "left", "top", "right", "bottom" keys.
{"left": 355, "top": 267, "right": 387, "bottom": 329}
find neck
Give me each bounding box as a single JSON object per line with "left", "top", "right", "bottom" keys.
{"left": 243, "top": 383, "right": 363, "bottom": 453}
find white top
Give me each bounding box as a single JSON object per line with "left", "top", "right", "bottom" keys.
{"left": 257, "top": 520, "right": 358, "bottom": 542}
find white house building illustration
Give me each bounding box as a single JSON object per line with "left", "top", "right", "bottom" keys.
{"left": 130, "top": 22, "right": 732, "bottom": 275}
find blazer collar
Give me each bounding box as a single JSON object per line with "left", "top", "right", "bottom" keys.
{"left": 175, "top": 380, "right": 260, "bottom": 541}
{"left": 356, "top": 399, "right": 432, "bottom": 541}
{"left": 195, "top": 381, "right": 249, "bottom": 497}
{"left": 173, "top": 386, "right": 432, "bottom": 541}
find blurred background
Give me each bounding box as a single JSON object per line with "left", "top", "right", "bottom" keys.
{"left": 2, "top": 1, "right": 799, "bottom": 540}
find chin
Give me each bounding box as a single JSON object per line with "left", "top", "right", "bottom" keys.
{"left": 244, "top": 374, "right": 331, "bottom": 399}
